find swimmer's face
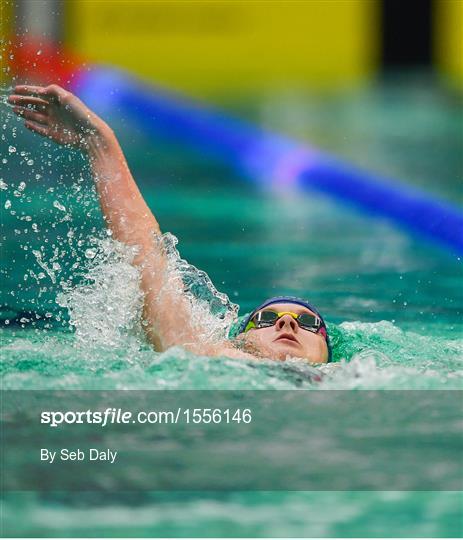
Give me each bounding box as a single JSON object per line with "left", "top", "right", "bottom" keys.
{"left": 241, "top": 303, "right": 329, "bottom": 364}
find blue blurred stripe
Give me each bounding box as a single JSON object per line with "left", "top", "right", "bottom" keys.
{"left": 73, "top": 68, "right": 463, "bottom": 255}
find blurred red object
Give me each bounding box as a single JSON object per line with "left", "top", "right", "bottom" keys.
{"left": 8, "top": 37, "right": 83, "bottom": 85}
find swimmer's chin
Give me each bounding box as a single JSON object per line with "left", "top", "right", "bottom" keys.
{"left": 234, "top": 337, "right": 321, "bottom": 364}
{"left": 264, "top": 340, "right": 308, "bottom": 361}
{"left": 262, "top": 341, "right": 328, "bottom": 364}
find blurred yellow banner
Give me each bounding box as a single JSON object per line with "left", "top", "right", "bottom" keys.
{"left": 434, "top": 0, "right": 463, "bottom": 88}
{"left": 66, "top": 0, "right": 379, "bottom": 97}
{"left": 0, "top": 0, "right": 13, "bottom": 83}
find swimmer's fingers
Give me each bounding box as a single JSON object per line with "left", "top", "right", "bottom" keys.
{"left": 14, "top": 84, "right": 48, "bottom": 95}
{"left": 23, "top": 119, "right": 50, "bottom": 137}
{"left": 13, "top": 106, "right": 49, "bottom": 126}
{"left": 14, "top": 84, "right": 69, "bottom": 103}
{"left": 7, "top": 94, "right": 49, "bottom": 111}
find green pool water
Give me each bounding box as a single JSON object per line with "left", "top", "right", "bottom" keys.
{"left": 1, "top": 76, "right": 462, "bottom": 537}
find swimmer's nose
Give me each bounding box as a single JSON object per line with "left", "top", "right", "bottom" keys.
{"left": 276, "top": 314, "right": 297, "bottom": 332}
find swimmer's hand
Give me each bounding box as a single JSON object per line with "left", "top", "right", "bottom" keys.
{"left": 8, "top": 84, "right": 108, "bottom": 150}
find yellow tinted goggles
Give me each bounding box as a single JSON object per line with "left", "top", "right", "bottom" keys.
{"left": 244, "top": 310, "right": 322, "bottom": 334}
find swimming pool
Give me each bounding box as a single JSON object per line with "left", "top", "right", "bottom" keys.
{"left": 1, "top": 76, "right": 462, "bottom": 536}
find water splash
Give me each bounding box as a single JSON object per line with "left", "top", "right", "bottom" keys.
{"left": 161, "top": 232, "right": 239, "bottom": 343}
{"left": 56, "top": 237, "right": 143, "bottom": 348}
{"left": 53, "top": 231, "right": 238, "bottom": 354}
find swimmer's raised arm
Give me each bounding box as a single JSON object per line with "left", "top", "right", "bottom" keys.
{"left": 9, "top": 85, "right": 159, "bottom": 248}
{"left": 8, "top": 84, "right": 239, "bottom": 355}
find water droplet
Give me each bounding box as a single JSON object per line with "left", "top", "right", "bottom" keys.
{"left": 85, "top": 248, "right": 96, "bottom": 259}
{"left": 53, "top": 200, "right": 66, "bottom": 212}
{"left": 8, "top": 145, "right": 16, "bottom": 153}
{"left": 27, "top": 159, "right": 34, "bottom": 166}
{"left": 0, "top": 179, "right": 7, "bottom": 190}
{"left": 4, "top": 200, "right": 11, "bottom": 209}
{"left": 18, "top": 181, "right": 26, "bottom": 191}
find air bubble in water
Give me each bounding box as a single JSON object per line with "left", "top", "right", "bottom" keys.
{"left": 4, "top": 200, "right": 11, "bottom": 209}
{"left": 8, "top": 145, "right": 16, "bottom": 153}
{"left": 18, "top": 181, "right": 26, "bottom": 191}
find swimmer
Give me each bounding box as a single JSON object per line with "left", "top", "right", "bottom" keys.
{"left": 8, "top": 84, "right": 330, "bottom": 364}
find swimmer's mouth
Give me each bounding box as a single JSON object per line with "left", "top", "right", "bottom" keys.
{"left": 274, "top": 333, "right": 299, "bottom": 344}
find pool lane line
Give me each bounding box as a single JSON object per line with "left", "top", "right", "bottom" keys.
{"left": 72, "top": 67, "right": 463, "bottom": 256}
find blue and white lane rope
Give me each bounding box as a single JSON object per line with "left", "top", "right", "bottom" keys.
{"left": 74, "top": 68, "right": 463, "bottom": 256}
